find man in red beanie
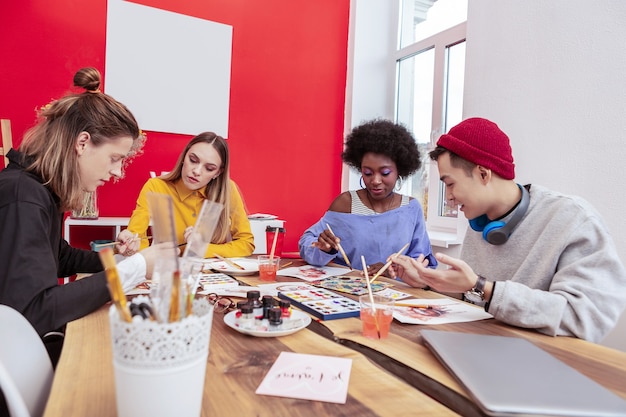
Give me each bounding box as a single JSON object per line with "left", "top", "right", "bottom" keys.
{"left": 391, "top": 117, "right": 626, "bottom": 343}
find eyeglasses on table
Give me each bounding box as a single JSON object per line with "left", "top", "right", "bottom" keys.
{"left": 205, "top": 293, "right": 237, "bottom": 313}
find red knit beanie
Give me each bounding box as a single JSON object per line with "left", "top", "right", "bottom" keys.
{"left": 437, "top": 117, "right": 515, "bottom": 179}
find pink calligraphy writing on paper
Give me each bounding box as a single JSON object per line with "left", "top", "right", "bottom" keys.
{"left": 256, "top": 352, "right": 352, "bottom": 404}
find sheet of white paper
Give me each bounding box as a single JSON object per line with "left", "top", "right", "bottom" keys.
{"left": 393, "top": 298, "right": 493, "bottom": 325}
{"left": 256, "top": 352, "right": 352, "bottom": 404}
{"left": 276, "top": 265, "right": 350, "bottom": 282}
{"left": 256, "top": 282, "right": 319, "bottom": 297}
{"left": 198, "top": 286, "right": 265, "bottom": 298}
{"left": 375, "top": 288, "right": 413, "bottom": 300}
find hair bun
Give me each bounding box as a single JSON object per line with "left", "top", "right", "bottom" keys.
{"left": 73, "top": 67, "right": 101, "bottom": 92}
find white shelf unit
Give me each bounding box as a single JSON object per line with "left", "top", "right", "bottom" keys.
{"left": 64, "top": 216, "right": 132, "bottom": 245}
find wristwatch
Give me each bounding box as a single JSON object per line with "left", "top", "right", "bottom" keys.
{"left": 465, "top": 275, "right": 486, "bottom": 303}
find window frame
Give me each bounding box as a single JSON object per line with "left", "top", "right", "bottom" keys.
{"left": 393, "top": 22, "right": 467, "bottom": 243}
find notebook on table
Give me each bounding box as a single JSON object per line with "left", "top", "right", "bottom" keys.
{"left": 420, "top": 330, "right": 626, "bottom": 417}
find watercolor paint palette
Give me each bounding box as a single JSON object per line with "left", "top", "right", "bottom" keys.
{"left": 277, "top": 288, "right": 360, "bottom": 321}
{"left": 198, "top": 273, "right": 240, "bottom": 291}
{"left": 314, "top": 275, "right": 392, "bottom": 296}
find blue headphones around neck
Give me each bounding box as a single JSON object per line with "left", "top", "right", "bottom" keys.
{"left": 468, "top": 184, "right": 530, "bottom": 245}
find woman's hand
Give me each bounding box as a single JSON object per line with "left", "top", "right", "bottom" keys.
{"left": 311, "top": 229, "right": 339, "bottom": 254}
{"left": 363, "top": 262, "right": 386, "bottom": 278}
{"left": 115, "top": 230, "right": 140, "bottom": 256}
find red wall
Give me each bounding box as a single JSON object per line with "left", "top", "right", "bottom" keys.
{"left": 0, "top": 0, "right": 349, "bottom": 252}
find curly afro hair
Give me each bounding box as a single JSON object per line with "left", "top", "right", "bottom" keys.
{"left": 341, "top": 119, "right": 422, "bottom": 179}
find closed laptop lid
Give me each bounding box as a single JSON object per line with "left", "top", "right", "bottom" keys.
{"left": 420, "top": 330, "right": 626, "bottom": 417}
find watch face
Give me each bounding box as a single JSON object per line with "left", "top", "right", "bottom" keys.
{"left": 464, "top": 290, "right": 484, "bottom": 303}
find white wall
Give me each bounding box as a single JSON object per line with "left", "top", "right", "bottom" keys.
{"left": 343, "top": 0, "right": 398, "bottom": 191}
{"left": 464, "top": 0, "right": 626, "bottom": 351}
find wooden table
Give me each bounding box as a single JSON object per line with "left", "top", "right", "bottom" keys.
{"left": 44, "top": 260, "right": 626, "bottom": 417}
{"left": 43, "top": 286, "right": 455, "bottom": 415}
{"left": 235, "top": 263, "right": 626, "bottom": 417}
{"left": 320, "top": 305, "right": 626, "bottom": 417}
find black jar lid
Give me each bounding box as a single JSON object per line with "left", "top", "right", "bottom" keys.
{"left": 246, "top": 290, "right": 261, "bottom": 299}
{"left": 268, "top": 307, "right": 283, "bottom": 324}
{"left": 262, "top": 295, "right": 276, "bottom": 306}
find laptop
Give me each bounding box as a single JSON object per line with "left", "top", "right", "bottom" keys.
{"left": 420, "top": 330, "right": 626, "bottom": 417}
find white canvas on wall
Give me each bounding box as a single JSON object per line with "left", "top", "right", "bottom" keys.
{"left": 105, "top": 0, "right": 232, "bottom": 136}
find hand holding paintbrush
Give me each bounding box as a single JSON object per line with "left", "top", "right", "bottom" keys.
{"left": 94, "top": 235, "right": 152, "bottom": 250}
{"left": 309, "top": 224, "right": 352, "bottom": 269}
{"left": 113, "top": 230, "right": 152, "bottom": 256}
{"left": 324, "top": 224, "right": 352, "bottom": 269}
{"left": 369, "top": 242, "right": 410, "bottom": 283}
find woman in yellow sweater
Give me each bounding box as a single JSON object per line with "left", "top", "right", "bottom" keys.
{"left": 117, "top": 132, "right": 254, "bottom": 258}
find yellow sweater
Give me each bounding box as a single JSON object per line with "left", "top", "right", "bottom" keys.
{"left": 127, "top": 178, "right": 254, "bottom": 258}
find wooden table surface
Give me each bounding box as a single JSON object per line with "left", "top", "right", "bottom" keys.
{"left": 44, "top": 259, "right": 626, "bottom": 417}
{"left": 236, "top": 262, "right": 626, "bottom": 417}
{"left": 43, "top": 270, "right": 456, "bottom": 416}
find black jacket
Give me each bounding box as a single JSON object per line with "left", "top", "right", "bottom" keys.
{"left": 0, "top": 149, "right": 110, "bottom": 336}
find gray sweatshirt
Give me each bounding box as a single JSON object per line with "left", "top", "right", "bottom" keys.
{"left": 461, "top": 184, "right": 626, "bottom": 343}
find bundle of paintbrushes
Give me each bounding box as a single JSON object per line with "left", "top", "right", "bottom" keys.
{"left": 102, "top": 194, "right": 223, "bottom": 417}
{"left": 99, "top": 248, "right": 132, "bottom": 323}
{"left": 150, "top": 195, "right": 224, "bottom": 322}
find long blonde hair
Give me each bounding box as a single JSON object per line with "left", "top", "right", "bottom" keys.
{"left": 20, "top": 67, "right": 145, "bottom": 211}
{"left": 162, "top": 132, "right": 232, "bottom": 243}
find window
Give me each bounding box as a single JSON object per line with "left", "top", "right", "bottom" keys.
{"left": 394, "top": 0, "right": 467, "bottom": 240}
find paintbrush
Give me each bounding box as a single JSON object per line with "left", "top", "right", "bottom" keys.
{"left": 168, "top": 270, "right": 182, "bottom": 322}
{"left": 369, "top": 242, "right": 410, "bottom": 284}
{"left": 93, "top": 236, "right": 153, "bottom": 248}
{"left": 362, "top": 255, "right": 381, "bottom": 339}
{"left": 215, "top": 254, "right": 246, "bottom": 270}
{"left": 279, "top": 261, "right": 293, "bottom": 269}
{"left": 326, "top": 223, "right": 352, "bottom": 269}
{"left": 394, "top": 303, "right": 434, "bottom": 309}
{"left": 98, "top": 248, "right": 132, "bottom": 323}
{"left": 269, "top": 227, "right": 279, "bottom": 260}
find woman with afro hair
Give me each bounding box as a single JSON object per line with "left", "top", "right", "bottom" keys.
{"left": 298, "top": 119, "right": 437, "bottom": 274}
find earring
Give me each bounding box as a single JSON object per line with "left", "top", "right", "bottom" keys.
{"left": 395, "top": 178, "right": 403, "bottom": 191}
{"left": 359, "top": 176, "right": 365, "bottom": 189}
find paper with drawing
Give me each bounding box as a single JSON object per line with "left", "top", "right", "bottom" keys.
{"left": 256, "top": 352, "right": 352, "bottom": 404}
{"left": 393, "top": 298, "right": 493, "bottom": 324}
{"left": 276, "top": 265, "right": 349, "bottom": 282}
